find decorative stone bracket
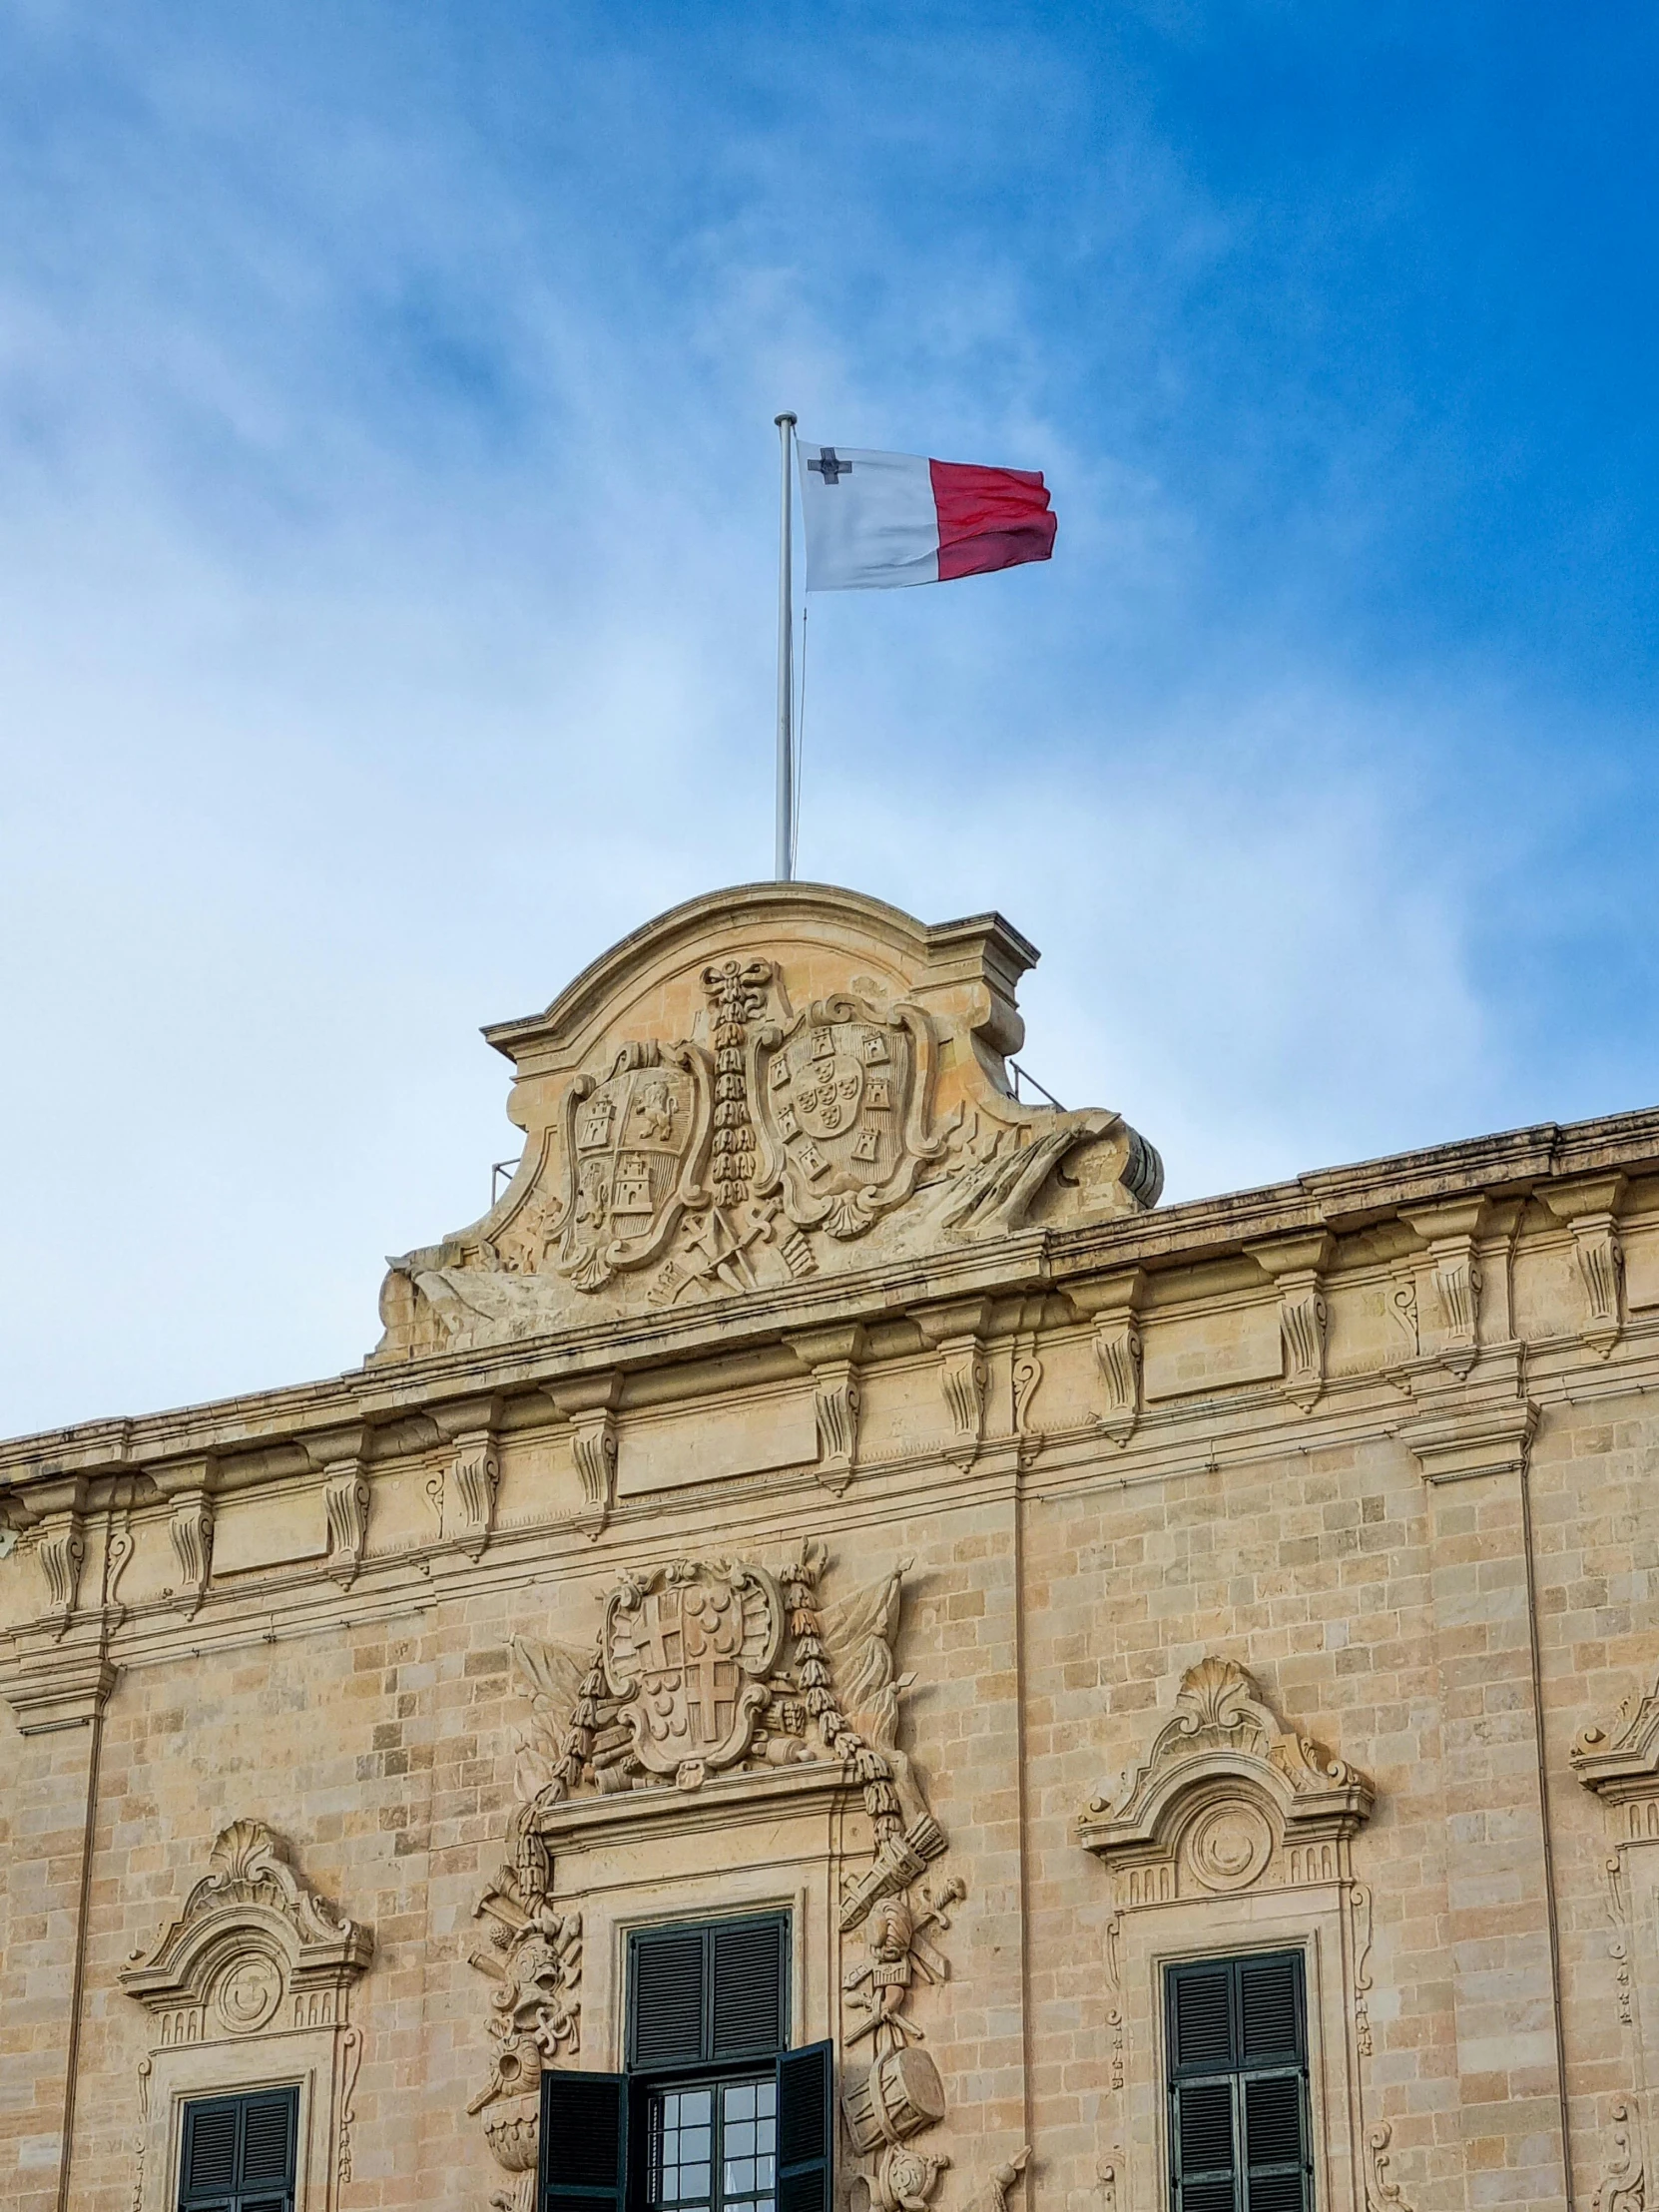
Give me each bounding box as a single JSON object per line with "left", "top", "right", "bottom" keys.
{"left": 914, "top": 1299, "right": 992, "bottom": 1469}
{"left": 1398, "top": 1201, "right": 1494, "bottom": 1381}
{"left": 787, "top": 1325, "right": 866, "bottom": 1493}
{"left": 1066, "top": 1272, "right": 1144, "bottom": 1447}
{"left": 1538, "top": 1174, "right": 1627, "bottom": 1361}
{"left": 544, "top": 1374, "right": 622, "bottom": 1535}
{"left": 301, "top": 1424, "right": 372, "bottom": 1591}
{"left": 11, "top": 1474, "right": 92, "bottom": 1636}
{"left": 431, "top": 1397, "right": 503, "bottom": 1560}
{"left": 1247, "top": 1235, "right": 1334, "bottom": 1414}
{"left": 153, "top": 1456, "right": 218, "bottom": 1620}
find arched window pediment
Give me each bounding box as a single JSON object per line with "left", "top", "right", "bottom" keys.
{"left": 1077, "top": 1658, "right": 1375, "bottom": 1895}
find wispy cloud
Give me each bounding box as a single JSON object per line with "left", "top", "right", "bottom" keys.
{"left": 3, "top": 3, "right": 1656, "bottom": 1431}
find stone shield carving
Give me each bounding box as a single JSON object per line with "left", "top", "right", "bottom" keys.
{"left": 751, "top": 993, "right": 944, "bottom": 1240}
{"left": 601, "top": 1560, "right": 786, "bottom": 1785}
{"left": 554, "top": 1041, "right": 714, "bottom": 1290}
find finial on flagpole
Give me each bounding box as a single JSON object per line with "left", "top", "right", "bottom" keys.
{"left": 775, "top": 412, "right": 797, "bottom": 882}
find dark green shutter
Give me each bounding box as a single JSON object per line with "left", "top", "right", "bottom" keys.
{"left": 539, "top": 2070, "right": 628, "bottom": 2212}
{"left": 1167, "top": 1954, "right": 1311, "bottom": 2212}
{"left": 712, "top": 1918, "right": 787, "bottom": 2060}
{"left": 178, "top": 2089, "right": 296, "bottom": 2212}
{"left": 631, "top": 1929, "right": 707, "bottom": 2069}
{"left": 776, "top": 2040, "right": 833, "bottom": 2212}
{"left": 628, "top": 1915, "right": 789, "bottom": 2071}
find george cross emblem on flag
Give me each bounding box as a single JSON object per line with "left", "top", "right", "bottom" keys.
{"left": 808, "top": 447, "right": 852, "bottom": 484}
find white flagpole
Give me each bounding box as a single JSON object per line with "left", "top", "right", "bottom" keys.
{"left": 774, "top": 411, "right": 797, "bottom": 881}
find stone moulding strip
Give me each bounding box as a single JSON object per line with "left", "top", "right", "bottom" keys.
{"left": 9, "top": 1102, "right": 1659, "bottom": 1500}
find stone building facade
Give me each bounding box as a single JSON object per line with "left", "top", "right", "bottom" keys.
{"left": 4, "top": 880, "right": 1659, "bottom": 2212}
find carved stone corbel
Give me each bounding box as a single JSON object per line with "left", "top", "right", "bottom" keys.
{"left": 430, "top": 1398, "right": 503, "bottom": 1560}
{"left": 153, "top": 1457, "right": 218, "bottom": 1619}
{"left": 1537, "top": 1175, "right": 1627, "bottom": 1360}
{"left": 787, "top": 1325, "right": 867, "bottom": 1493}
{"left": 301, "top": 1425, "right": 372, "bottom": 1590}
{"left": 1065, "top": 1272, "right": 1144, "bottom": 1446}
{"left": 1246, "top": 1235, "right": 1334, "bottom": 1413}
{"left": 1400, "top": 1201, "right": 1491, "bottom": 1379}
{"left": 544, "top": 1375, "right": 622, "bottom": 1535}
{"left": 913, "top": 1300, "right": 993, "bottom": 1468}
{"left": 19, "top": 1476, "right": 91, "bottom": 1635}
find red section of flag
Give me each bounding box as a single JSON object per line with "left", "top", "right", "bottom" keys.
{"left": 929, "top": 459, "right": 1056, "bottom": 580}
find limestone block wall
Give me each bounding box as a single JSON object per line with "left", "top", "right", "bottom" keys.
{"left": 8, "top": 1033, "right": 1659, "bottom": 2212}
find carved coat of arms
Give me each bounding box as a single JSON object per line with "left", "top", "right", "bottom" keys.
{"left": 751, "top": 993, "right": 944, "bottom": 1239}
{"left": 602, "top": 1561, "right": 785, "bottom": 1786}
{"left": 553, "top": 1042, "right": 714, "bottom": 1291}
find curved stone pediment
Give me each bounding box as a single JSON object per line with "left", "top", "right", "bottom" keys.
{"left": 1077, "top": 1657, "right": 1375, "bottom": 1885}
{"left": 121, "top": 1819, "right": 372, "bottom": 2037}
{"left": 372, "top": 882, "right": 1162, "bottom": 1361}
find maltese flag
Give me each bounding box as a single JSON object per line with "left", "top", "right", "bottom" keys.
{"left": 797, "top": 440, "right": 1056, "bottom": 591}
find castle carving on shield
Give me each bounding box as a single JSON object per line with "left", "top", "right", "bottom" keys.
{"left": 5, "top": 879, "right": 1659, "bottom": 2212}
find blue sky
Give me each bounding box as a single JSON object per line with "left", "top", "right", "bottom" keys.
{"left": 5, "top": 3, "right": 1659, "bottom": 1432}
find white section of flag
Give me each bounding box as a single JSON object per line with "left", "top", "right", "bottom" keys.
{"left": 796, "top": 443, "right": 939, "bottom": 591}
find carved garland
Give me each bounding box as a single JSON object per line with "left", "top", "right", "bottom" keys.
{"left": 468, "top": 1542, "right": 965, "bottom": 2212}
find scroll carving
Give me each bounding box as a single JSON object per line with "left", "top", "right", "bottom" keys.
{"left": 1365, "top": 2122, "right": 1417, "bottom": 2212}
{"left": 1247, "top": 1236, "right": 1333, "bottom": 1413}
{"left": 37, "top": 1515, "right": 86, "bottom": 1632}
{"left": 168, "top": 1495, "right": 213, "bottom": 1618}
{"left": 323, "top": 1467, "right": 370, "bottom": 1589}
{"left": 1539, "top": 1176, "right": 1628, "bottom": 1360}
{"left": 789, "top": 1325, "right": 868, "bottom": 1494}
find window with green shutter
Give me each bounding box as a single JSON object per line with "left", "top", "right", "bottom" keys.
{"left": 1166, "top": 1951, "right": 1313, "bottom": 2212}
{"left": 176, "top": 2087, "right": 298, "bottom": 2212}
{"left": 540, "top": 1914, "right": 830, "bottom": 2212}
